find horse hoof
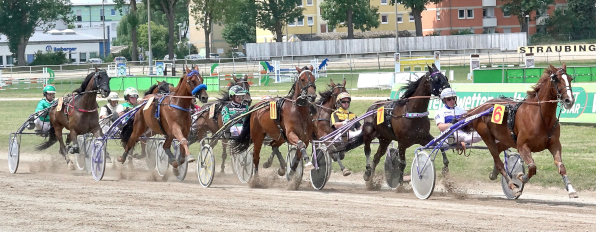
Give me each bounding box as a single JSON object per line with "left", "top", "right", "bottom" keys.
{"left": 363, "top": 173, "right": 371, "bottom": 182}
{"left": 513, "top": 187, "right": 522, "bottom": 198}
{"left": 442, "top": 166, "right": 450, "bottom": 178}
{"left": 516, "top": 172, "right": 526, "bottom": 183}
{"left": 277, "top": 167, "right": 286, "bottom": 176}
{"left": 117, "top": 156, "right": 125, "bottom": 163}
{"left": 263, "top": 161, "right": 272, "bottom": 169}
{"left": 170, "top": 161, "right": 179, "bottom": 169}
{"left": 67, "top": 161, "right": 75, "bottom": 170}
{"left": 569, "top": 192, "right": 579, "bottom": 198}
{"left": 172, "top": 168, "right": 179, "bottom": 177}
{"left": 342, "top": 169, "right": 352, "bottom": 177}
{"left": 489, "top": 170, "right": 498, "bottom": 181}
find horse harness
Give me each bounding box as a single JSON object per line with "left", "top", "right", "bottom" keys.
{"left": 153, "top": 93, "right": 192, "bottom": 137}
{"left": 314, "top": 84, "right": 346, "bottom": 123}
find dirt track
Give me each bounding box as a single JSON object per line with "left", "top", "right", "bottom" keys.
{"left": 1, "top": 155, "right": 595, "bottom": 231}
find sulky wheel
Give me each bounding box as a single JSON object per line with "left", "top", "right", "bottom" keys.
{"left": 411, "top": 151, "right": 436, "bottom": 199}
{"left": 235, "top": 146, "right": 254, "bottom": 184}
{"left": 155, "top": 140, "right": 169, "bottom": 177}
{"left": 75, "top": 135, "right": 86, "bottom": 171}
{"left": 8, "top": 134, "right": 21, "bottom": 174}
{"left": 84, "top": 135, "right": 94, "bottom": 174}
{"left": 285, "top": 147, "right": 303, "bottom": 182}
{"left": 144, "top": 139, "right": 157, "bottom": 171}
{"left": 384, "top": 148, "right": 403, "bottom": 190}
{"left": 501, "top": 151, "right": 526, "bottom": 199}
{"left": 173, "top": 141, "right": 188, "bottom": 181}
{"left": 310, "top": 147, "right": 331, "bottom": 190}
{"left": 91, "top": 140, "right": 107, "bottom": 181}
{"left": 197, "top": 144, "right": 215, "bottom": 187}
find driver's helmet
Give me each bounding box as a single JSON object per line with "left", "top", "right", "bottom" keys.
{"left": 228, "top": 85, "right": 247, "bottom": 97}
{"left": 440, "top": 88, "right": 457, "bottom": 99}
{"left": 43, "top": 85, "right": 56, "bottom": 96}
{"left": 336, "top": 92, "right": 351, "bottom": 103}
{"left": 124, "top": 87, "right": 139, "bottom": 97}
{"left": 106, "top": 92, "right": 119, "bottom": 102}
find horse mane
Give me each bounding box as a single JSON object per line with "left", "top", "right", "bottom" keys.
{"left": 145, "top": 84, "right": 159, "bottom": 96}
{"left": 316, "top": 84, "right": 334, "bottom": 105}
{"left": 527, "top": 66, "right": 557, "bottom": 98}
{"left": 73, "top": 72, "right": 96, "bottom": 93}
{"left": 395, "top": 74, "right": 426, "bottom": 106}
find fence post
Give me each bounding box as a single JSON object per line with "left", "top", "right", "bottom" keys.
{"left": 377, "top": 53, "right": 380, "bottom": 70}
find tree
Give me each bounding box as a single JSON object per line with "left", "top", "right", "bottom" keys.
{"left": 190, "top": 0, "right": 225, "bottom": 58}
{"left": 138, "top": 22, "right": 169, "bottom": 59}
{"left": 114, "top": 0, "right": 139, "bottom": 61}
{"left": 0, "top": 0, "right": 72, "bottom": 66}
{"left": 256, "top": 0, "right": 304, "bottom": 43}
{"left": 546, "top": 9, "right": 579, "bottom": 38}
{"left": 320, "top": 0, "right": 380, "bottom": 39}
{"left": 567, "top": 0, "right": 596, "bottom": 39}
{"left": 221, "top": 0, "right": 256, "bottom": 47}
{"left": 500, "top": 0, "right": 553, "bottom": 33}
{"left": 151, "top": 0, "right": 189, "bottom": 61}
{"left": 391, "top": 0, "right": 441, "bottom": 37}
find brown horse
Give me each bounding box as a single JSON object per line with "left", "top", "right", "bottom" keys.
{"left": 463, "top": 64, "right": 577, "bottom": 198}
{"left": 232, "top": 66, "right": 317, "bottom": 178}
{"left": 190, "top": 75, "right": 252, "bottom": 173}
{"left": 119, "top": 66, "right": 208, "bottom": 175}
{"left": 261, "top": 79, "right": 348, "bottom": 176}
{"left": 349, "top": 64, "right": 450, "bottom": 187}
{"left": 37, "top": 68, "right": 111, "bottom": 168}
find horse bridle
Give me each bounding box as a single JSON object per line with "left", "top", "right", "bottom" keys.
{"left": 79, "top": 71, "right": 109, "bottom": 95}
{"left": 550, "top": 68, "right": 573, "bottom": 102}
{"left": 235, "top": 79, "right": 252, "bottom": 105}
{"left": 314, "top": 84, "right": 347, "bottom": 122}
{"left": 295, "top": 70, "right": 317, "bottom": 106}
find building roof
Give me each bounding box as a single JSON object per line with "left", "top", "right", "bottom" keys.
{"left": 0, "top": 30, "right": 104, "bottom": 44}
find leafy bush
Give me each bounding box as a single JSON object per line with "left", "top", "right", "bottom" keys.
{"left": 427, "top": 31, "right": 441, "bottom": 36}
{"left": 30, "top": 50, "right": 69, "bottom": 65}
{"left": 451, "top": 28, "right": 474, "bottom": 35}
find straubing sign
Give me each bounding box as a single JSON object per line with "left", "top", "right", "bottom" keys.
{"left": 390, "top": 83, "right": 596, "bottom": 123}
{"left": 518, "top": 44, "right": 596, "bottom": 53}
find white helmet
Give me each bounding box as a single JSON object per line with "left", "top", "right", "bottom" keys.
{"left": 440, "top": 88, "right": 457, "bottom": 99}
{"left": 124, "top": 87, "right": 139, "bottom": 97}
{"left": 106, "top": 92, "right": 119, "bottom": 101}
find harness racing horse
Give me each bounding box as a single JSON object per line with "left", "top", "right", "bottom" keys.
{"left": 37, "top": 68, "right": 111, "bottom": 168}
{"left": 233, "top": 66, "right": 317, "bottom": 180}
{"left": 463, "top": 64, "right": 578, "bottom": 198}
{"left": 350, "top": 64, "right": 450, "bottom": 188}
{"left": 190, "top": 75, "right": 252, "bottom": 173}
{"left": 119, "top": 66, "right": 209, "bottom": 175}
{"left": 261, "top": 79, "right": 349, "bottom": 176}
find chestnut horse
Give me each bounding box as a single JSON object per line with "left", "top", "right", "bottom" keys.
{"left": 190, "top": 75, "right": 252, "bottom": 173}
{"left": 119, "top": 66, "right": 208, "bottom": 175}
{"left": 37, "top": 68, "right": 111, "bottom": 168}
{"left": 350, "top": 64, "right": 450, "bottom": 187}
{"left": 261, "top": 79, "right": 348, "bottom": 176}
{"left": 463, "top": 64, "right": 577, "bottom": 198}
{"left": 233, "top": 66, "right": 317, "bottom": 178}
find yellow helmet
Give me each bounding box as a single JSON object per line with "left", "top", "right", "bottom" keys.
{"left": 336, "top": 92, "right": 351, "bottom": 103}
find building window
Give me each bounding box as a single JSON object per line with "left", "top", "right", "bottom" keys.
{"left": 77, "top": 24, "right": 82, "bottom": 28}
{"left": 111, "top": 9, "right": 115, "bottom": 16}
{"left": 503, "top": 9, "right": 510, "bottom": 17}
{"left": 409, "top": 14, "right": 415, "bottom": 22}
{"left": 307, "top": 0, "right": 313, "bottom": 6}
{"left": 436, "top": 11, "right": 440, "bottom": 20}
{"left": 458, "top": 9, "right": 465, "bottom": 19}
{"left": 100, "top": 9, "right": 104, "bottom": 21}
{"left": 503, "top": 27, "right": 511, "bottom": 33}
{"left": 0, "top": 56, "right": 3, "bottom": 65}
{"left": 297, "top": 0, "right": 302, "bottom": 7}
{"left": 307, "top": 16, "right": 314, "bottom": 25}
{"left": 80, "top": 53, "right": 87, "bottom": 62}
{"left": 467, "top": 9, "right": 474, "bottom": 19}
{"left": 381, "top": 14, "right": 388, "bottom": 24}
{"left": 381, "top": 0, "right": 387, "bottom": 5}
{"left": 76, "top": 10, "right": 82, "bottom": 22}
{"left": 297, "top": 17, "right": 304, "bottom": 26}
{"left": 397, "top": 14, "right": 403, "bottom": 23}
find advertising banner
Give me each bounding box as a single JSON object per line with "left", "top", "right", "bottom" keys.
{"left": 390, "top": 83, "right": 596, "bottom": 123}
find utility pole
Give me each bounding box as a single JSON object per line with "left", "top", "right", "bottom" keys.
{"left": 102, "top": 0, "right": 106, "bottom": 58}
{"left": 148, "top": 0, "right": 153, "bottom": 74}
{"left": 395, "top": 3, "right": 399, "bottom": 52}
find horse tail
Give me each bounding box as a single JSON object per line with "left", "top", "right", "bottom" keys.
{"left": 232, "top": 112, "right": 253, "bottom": 153}
{"left": 120, "top": 117, "right": 135, "bottom": 148}
{"left": 36, "top": 125, "right": 57, "bottom": 151}
{"left": 343, "top": 131, "right": 364, "bottom": 152}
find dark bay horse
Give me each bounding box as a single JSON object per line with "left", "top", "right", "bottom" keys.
{"left": 350, "top": 64, "right": 450, "bottom": 187}
{"left": 261, "top": 79, "right": 348, "bottom": 176}
{"left": 463, "top": 64, "right": 577, "bottom": 198}
{"left": 37, "top": 68, "right": 111, "bottom": 168}
{"left": 233, "top": 66, "right": 317, "bottom": 178}
{"left": 190, "top": 75, "right": 252, "bottom": 173}
{"left": 119, "top": 66, "right": 209, "bottom": 175}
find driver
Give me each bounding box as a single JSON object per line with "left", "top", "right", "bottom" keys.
{"left": 117, "top": 87, "right": 139, "bottom": 117}
{"left": 32, "top": 85, "right": 57, "bottom": 134}
{"left": 328, "top": 92, "right": 362, "bottom": 176}
{"left": 100, "top": 92, "right": 119, "bottom": 134}
{"left": 221, "top": 86, "right": 249, "bottom": 137}
{"left": 434, "top": 88, "right": 482, "bottom": 147}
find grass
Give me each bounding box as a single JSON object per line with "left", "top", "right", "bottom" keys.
{"left": 1, "top": 98, "right": 596, "bottom": 191}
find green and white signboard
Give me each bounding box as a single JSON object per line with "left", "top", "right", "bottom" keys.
{"left": 390, "top": 83, "right": 596, "bottom": 123}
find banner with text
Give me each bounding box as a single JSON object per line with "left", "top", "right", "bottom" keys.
{"left": 390, "top": 83, "right": 596, "bottom": 123}
{"left": 517, "top": 44, "right": 596, "bottom": 53}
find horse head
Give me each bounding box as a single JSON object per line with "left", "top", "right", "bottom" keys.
{"left": 233, "top": 74, "right": 252, "bottom": 106}
{"left": 329, "top": 78, "right": 348, "bottom": 101}
{"left": 548, "top": 63, "right": 575, "bottom": 109}
{"left": 94, "top": 67, "right": 111, "bottom": 98}
{"left": 294, "top": 65, "right": 317, "bottom": 106}
{"left": 426, "top": 63, "right": 450, "bottom": 97}
{"left": 185, "top": 65, "right": 209, "bottom": 103}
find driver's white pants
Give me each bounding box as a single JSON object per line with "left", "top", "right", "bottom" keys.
{"left": 34, "top": 118, "right": 51, "bottom": 132}
{"left": 348, "top": 129, "right": 362, "bottom": 139}
{"left": 230, "top": 125, "right": 243, "bottom": 137}
{"left": 453, "top": 130, "right": 483, "bottom": 144}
